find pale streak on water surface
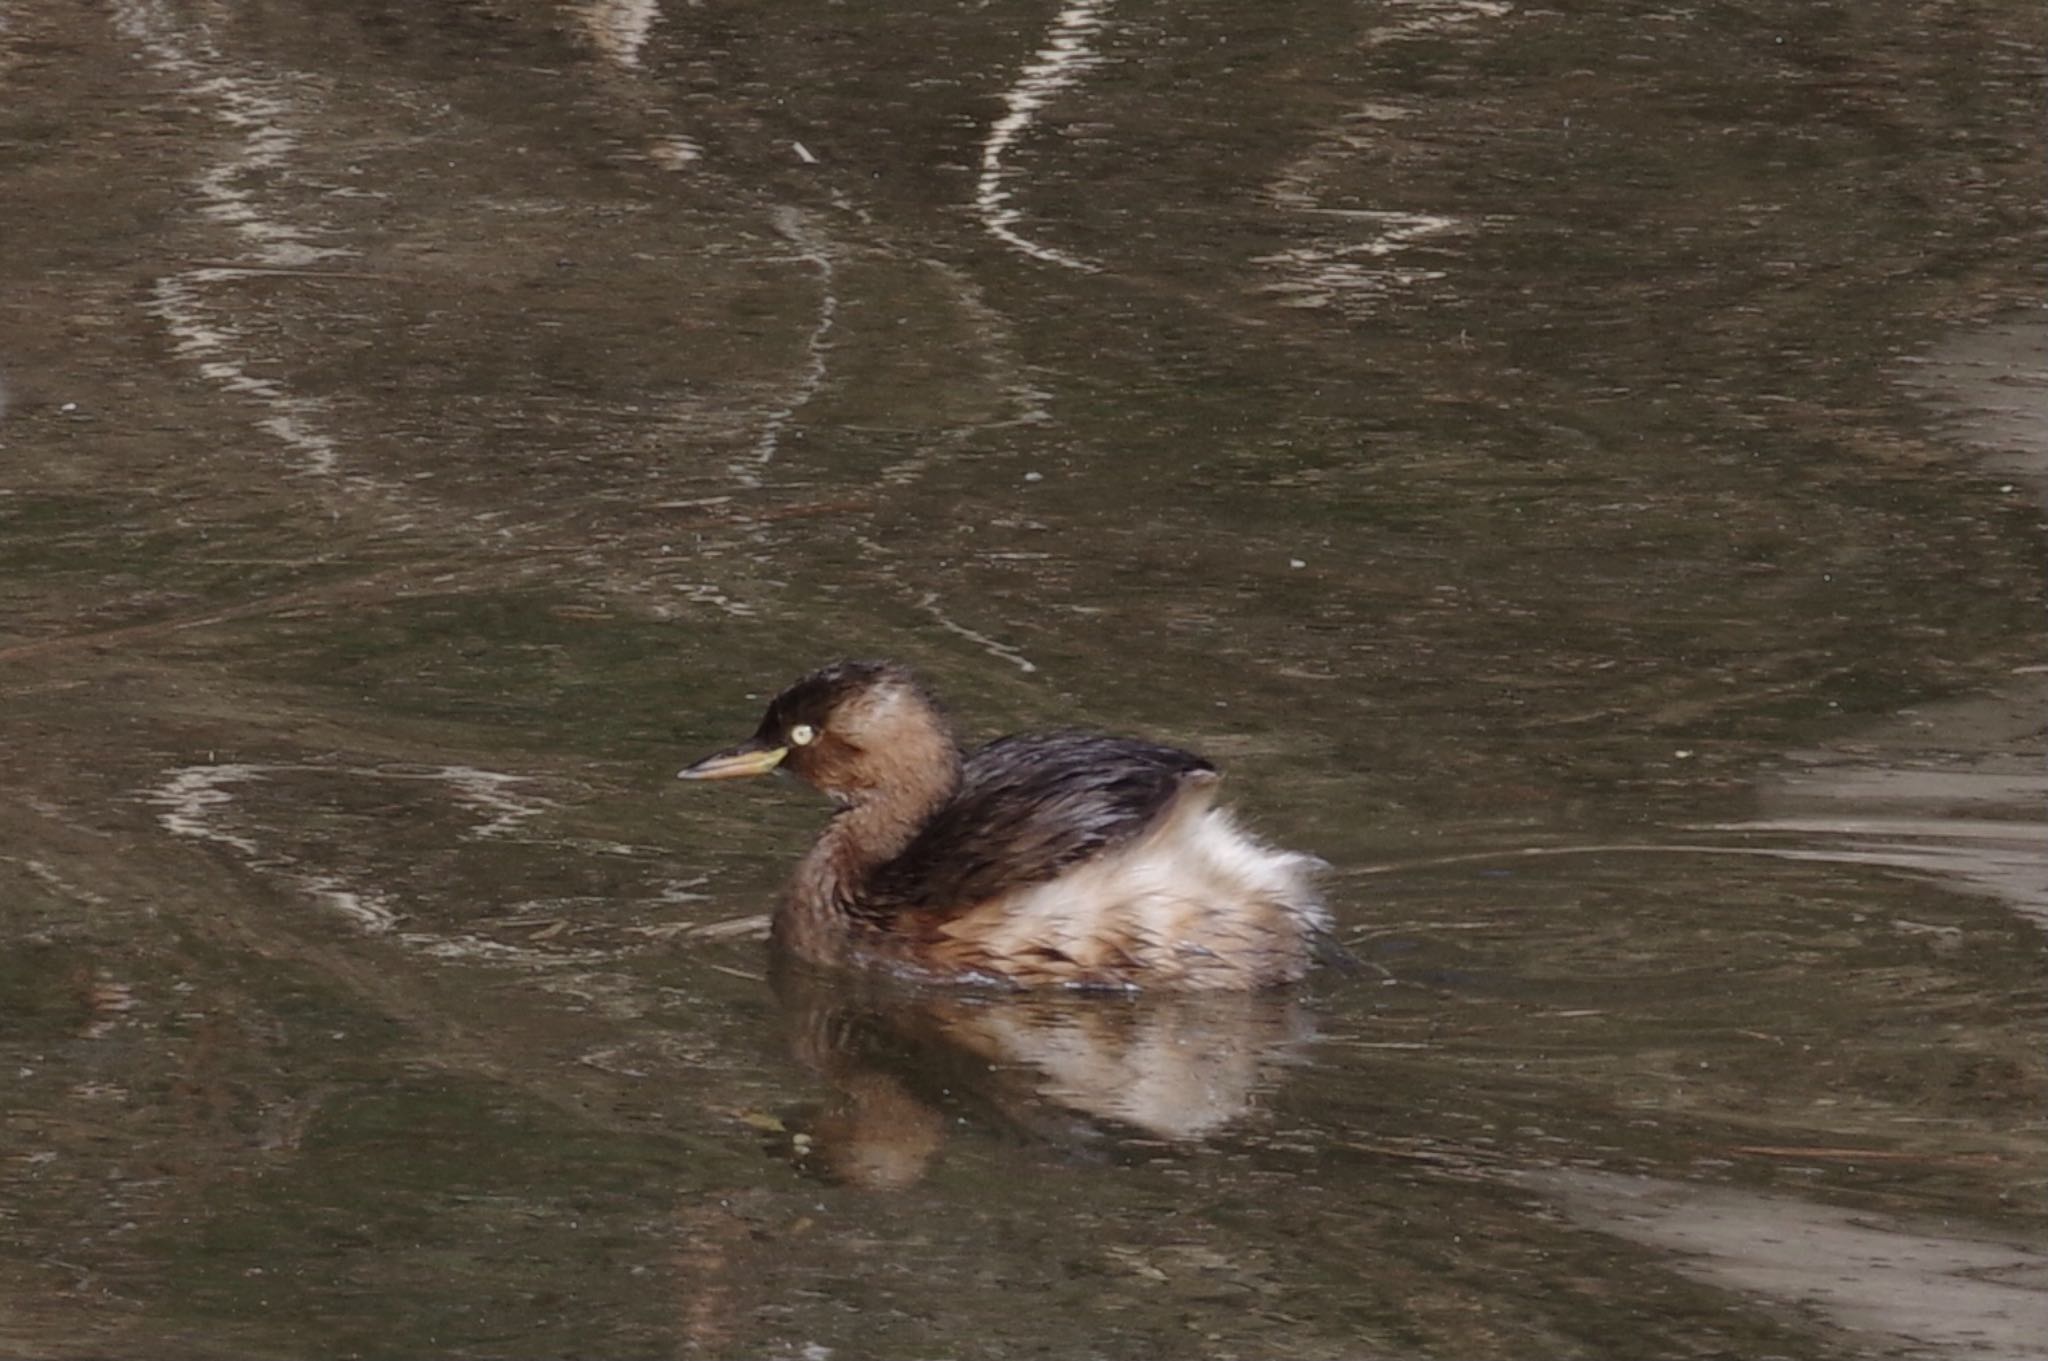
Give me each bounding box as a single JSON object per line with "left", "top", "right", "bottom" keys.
{"left": 147, "top": 761, "right": 558, "bottom": 939}
{"left": 916, "top": 591, "right": 1040, "bottom": 674}
{"left": 574, "top": 0, "right": 705, "bottom": 169}
{"left": 1364, "top": 0, "right": 1516, "bottom": 46}
{"left": 1248, "top": 1, "right": 1519, "bottom": 312}
{"left": 975, "top": 0, "right": 1110, "bottom": 272}
{"left": 1524, "top": 1170, "right": 2048, "bottom": 1361}
{"left": 113, "top": 1, "right": 362, "bottom": 485}
{"left": 578, "top": 0, "right": 660, "bottom": 70}
{"left": 730, "top": 208, "right": 839, "bottom": 488}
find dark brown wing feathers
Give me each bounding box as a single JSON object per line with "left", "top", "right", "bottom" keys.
{"left": 866, "top": 732, "right": 1215, "bottom": 912}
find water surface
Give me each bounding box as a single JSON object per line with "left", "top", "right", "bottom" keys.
{"left": 2, "top": 1, "right": 2044, "bottom": 1356}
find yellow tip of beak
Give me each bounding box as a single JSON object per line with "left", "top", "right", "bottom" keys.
{"left": 677, "top": 744, "right": 789, "bottom": 781}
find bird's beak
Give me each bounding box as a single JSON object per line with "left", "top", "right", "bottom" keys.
{"left": 677, "top": 739, "right": 789, "bottom": 781}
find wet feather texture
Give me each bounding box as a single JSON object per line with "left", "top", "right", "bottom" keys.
{"left": 679, "top": 660, "right": 1335, "bottom": 989}
{"left": 871, "top": 731, "right": 1218, "bottom": 912}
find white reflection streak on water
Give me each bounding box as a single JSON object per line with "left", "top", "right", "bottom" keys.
{"left": 146, "top": 762, "right": 566, "bottom": 941}
{"left": 915, "top": 259, "right": 1058, "bottom": 436}
{"left": 575, "top": 0, "right": 705, "bottom": 168}
{"left": 648, "top": 133, "right": 705, "bottom": 169}
{"left": 147, "top": 763, "right": 399, "bottom": 932}
{"left": 401, "top": 763, "right": 557, "bottom": 841}
{"left": 1364, "top": 0, "right": 1514, "bottom": 46}
{"left": 916, "top": 591, "right": 1039, "bottom": 674}
{"left": 1252, "top": 209, "right": 1465, "bottom": 313}
{"left": 150, "top": 270, "right": 341, "bottom": 478}
{"left": 731, "top": 208, "right": 838, "bottom": 488}
{"left": 1708, "top": 316, "right": 2048, "bottom": 936}
{"left": 150, "top": 764, "right": 267, "bottom": 857}
{"left": 110, "top": 1, "right": 363, "bottom": 485}
{"left": 578, "top": 0, "right": 659, "bottom": 69}
{"left": 1708, "top": 802, "right": 2048, "bottom": 928}
{"left": 1525, "top": 1170, "right": 2048, "bottom": 1361}
{"left": 1255, "top": 1, "right": 1518, "bottom": 313}
{"left": 1259, "top": 132, "right": 1470, "bottom": 312}
{"left": 976, "top": 0, "right": 1109, "bottom": 272}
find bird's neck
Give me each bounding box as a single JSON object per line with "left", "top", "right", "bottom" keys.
{"left": 778, "top": 734, "right": 962, "bottom": 959}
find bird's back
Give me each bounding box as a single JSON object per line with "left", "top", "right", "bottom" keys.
{"left": 861, "top": 733, "right": 1329, "bottom": 989}
{"left": 866, "top": 731, "right": 1216, "bottom": 913}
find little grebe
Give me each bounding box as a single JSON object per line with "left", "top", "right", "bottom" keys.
{"left": 678, "top": 661, "right": 1334, "bottom": 990}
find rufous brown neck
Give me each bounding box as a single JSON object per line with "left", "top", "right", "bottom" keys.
{"left": 774, "top": 730, "right": 962, "bottom": 964}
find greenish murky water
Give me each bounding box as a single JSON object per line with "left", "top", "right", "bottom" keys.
{"left": 2, "top": 1, "right": 2044, "bottom": 1356}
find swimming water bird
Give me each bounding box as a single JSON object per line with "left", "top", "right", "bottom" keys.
{"left": 677, "top": 660, "right": 1334, "bottom": 990}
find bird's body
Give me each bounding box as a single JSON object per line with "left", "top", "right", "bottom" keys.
{"left": 679, "top": 661, "right": 1333, "bottom": 990}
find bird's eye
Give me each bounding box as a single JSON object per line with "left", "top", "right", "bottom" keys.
{"left": 789, "top": 723, "right": 817, "bottom": 746}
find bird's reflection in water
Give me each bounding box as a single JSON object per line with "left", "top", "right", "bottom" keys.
{"left": 771, "top": 964, "right": 1318, "bottom": 1189}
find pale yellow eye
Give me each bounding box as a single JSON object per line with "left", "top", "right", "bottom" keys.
{"left": 789, "top": 723, "right": 817, "bottom": 746}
